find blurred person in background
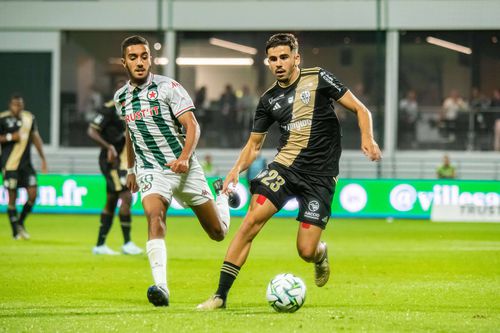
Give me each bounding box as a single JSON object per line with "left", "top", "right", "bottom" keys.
{"left": 198, "top": 33, "right": 381, "bottom": 310}
{"left": 201, "top": 154, "right": 218, "bottom": 177}
{"left": 116, "top": 35, "right": 239, "bottom": 307}
{"left": 440, "top": 89, "right": 468, "bottom": 142}
{"left": 88, "top": 101, "right": 143, "bottom": 256}
{"left": 0, "top": 94, "right": 47, "bottom": 239}
{"left": 491, "top": 88, "right": 500, "bottom": 151}
{"left": 398, "top": 89, "right": 419, "bottom": 149}
{"left": 436, "top": 154, "right": 456, "bottom": 179}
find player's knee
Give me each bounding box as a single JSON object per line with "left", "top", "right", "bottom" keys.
{"left": 148, "top": 213, "right": 166, "bottom": 236}
{"left": 297, "top": 243, "right": 316, "bottom": 262}
{"left": 208, "top": 227, "right": 225, "bottom": 242}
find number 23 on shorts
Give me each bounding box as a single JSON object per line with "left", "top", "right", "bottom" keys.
{"left": 260, "top": 169, "right": 285, "bottom": 192}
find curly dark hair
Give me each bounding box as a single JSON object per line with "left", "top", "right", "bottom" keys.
{"left": 265, "top": 33, "right": 299, "bottom": 54}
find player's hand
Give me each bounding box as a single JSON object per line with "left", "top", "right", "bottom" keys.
{"left": 361, "top": 135, "right": 382, "bottom": 161}
{"left": 41, "top": 159, "right": 48, "bottom": 174}
{"left": 222, "top": 168, "right": 240, "bottom": 194}
{"left": 166, "top": 157, "right": 189, "bottom": 174}
{"left": 127, "top": 173, "right": 139, "bottom": 193}
{"left": 107, "top": 145, "right": 118, "bottom": 163}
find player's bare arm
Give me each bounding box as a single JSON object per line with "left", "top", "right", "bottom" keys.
{"left": 337, "top": 90, "right": 382, "bottom": 161}
{"left": 87, "top": 126, "right": 118, "bottom": 163}
{"left": 31, "top": 130, "right": 48, "bottom": 173}
{"left": 222, "top": 133, "right": 266, "bottom": 193}
{"left": 125, "top": 126, "right": 138, "bottom": 192}
{"left": 165, "top": 111, "right": 199, "bottom": 174}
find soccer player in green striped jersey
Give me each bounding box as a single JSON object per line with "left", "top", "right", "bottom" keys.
{"left": 115, "top": 35, "right": 237, "bottom": 307}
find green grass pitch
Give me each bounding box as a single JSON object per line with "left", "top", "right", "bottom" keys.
{"left": 0, "top": 214, "right": 499, "bottom": 332}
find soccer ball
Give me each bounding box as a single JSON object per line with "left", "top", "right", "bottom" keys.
{"left": 266, "top": 273, "right": 306, "bottom": 313}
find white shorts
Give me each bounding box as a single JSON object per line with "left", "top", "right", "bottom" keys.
{"left": 136, "top": 159, "right": 212, "bottom": 208}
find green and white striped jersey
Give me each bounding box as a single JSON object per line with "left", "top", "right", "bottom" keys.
{"left": 114, "top": 73, "right": 194, "bottom": 171}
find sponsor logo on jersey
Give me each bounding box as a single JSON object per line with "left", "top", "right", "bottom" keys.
{"left": 300, "top": 90, "right": 311, "bottom": 105}
{"left": 124, "top": 106, "right": 160, "bottom": 123}
{"left": 288, "top": 96, "right": 294, "bottom": 104}
{"left": 320, "top": 71, "right": 342, "bottom": 92}
{"left": 268, "top": 94, "right": 285, "bottom": 104}
{"left": 171, "top": 81, "right": 181, "bottom": 88}
{"left": 272, "top": 102, "right": 281, "bottom": 111}
{"left": 147, "top": 90, "right": 158, "bottom": 101}
{"left": 280, "top": 119, "right": 312, "bottom": 132}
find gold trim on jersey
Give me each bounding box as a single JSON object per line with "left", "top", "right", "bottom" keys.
{"left": 89, "top": 123, "right": 101, "bottom": 131}
{"left": 119, "top": 147, "right": 128, "bottom": 170}
{"left": 110, "top": 169, "right": 123, "bottom": 192}
{"left": 5, "top": 111, "right": 33, "bottom": 171}
{"left": 274, "top": 73, "right": 319, "bottom": 167}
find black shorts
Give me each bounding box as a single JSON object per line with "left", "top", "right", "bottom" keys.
{"left": 3, "top": 166, "right": 37, "bottom": 190}
{"left": 99, "top": 157, "right": 128, "bottom": 193}
{"left": 250, "top": 162, "right": 337, "bottom": 229}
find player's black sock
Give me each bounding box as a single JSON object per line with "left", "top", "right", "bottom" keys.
{"left": 119, "top": 214, "right": 131, "bottom": 244}
{"left": 215, "top": 261, "right": 240, "bottom": 301}
{"left": 18, "top": 202, "right": 34, "bottom": 227}
{"left": 7, "top": 208, "right": 19, "bottom": 237}
{"left": 96, "top": 213, "right": 113, "bottom": 246}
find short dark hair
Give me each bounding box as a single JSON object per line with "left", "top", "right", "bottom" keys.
{"left": 265, "top": 33, "right": 299, "bottom": 54}
{"left": 10, "top": 93, "right": 23, "bottom": 101}
{"left": 121, "top": 35, "right": 149, "bottom": 57}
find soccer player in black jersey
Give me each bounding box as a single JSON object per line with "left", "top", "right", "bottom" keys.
{"left": 88, "top": 101, "right": 143, "bottom": 255}
{"left": 0, "top": 95, "right": 47, "bottom": 240}
{"left": 198, "top": 33, "right": 382, "bottom": 310}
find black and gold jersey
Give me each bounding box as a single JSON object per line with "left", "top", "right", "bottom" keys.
{"left": 252, "top": 67, "right": 348, "bottom": 176}
{"left": 90, "top": 101, "right": 127, "bottom": 171}
{"left": 89, "top": 101, "right": 126, "bottom": 151}
{"left": 0, "top": 110, "right": 37, "bottom": 171}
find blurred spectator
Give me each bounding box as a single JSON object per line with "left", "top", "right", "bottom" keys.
{"left": 436, "top": 154, "right": 456, "bottom": 179}
{"left": 440, "top": 90, "right": 468, "bottom": 142}
{"left": 201, "top": 154, "right": 218, "bottom": 177}
{"left": 491, "top": 88, "right": 500, "bottom": 151}
{"left": 195, "top": 86, "right": 209, "bottom": 127}
{"left": 398, "top": 89, "right": 419, "bottom": 148}
{"left": 246, "top": 152, "right": 267, "bottom": 184}
{"left": 237, "top": 86, "right": 258, "bottom": 134}
{"left": 219, "top": 84, "right": 238, "bottom": 147}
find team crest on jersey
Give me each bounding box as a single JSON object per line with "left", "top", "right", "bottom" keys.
{"left": 300, "top": 90, "right": 311, "bottom": 105}
{"left": 147, "top": 90, "right": 158, "bottom": 101}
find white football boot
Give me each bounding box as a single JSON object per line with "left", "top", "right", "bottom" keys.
{"left": 122, "top": 241, "right": 143, "bottom": 255}
{"left": 92, "top": 245, "right": 119, "bottom": 255}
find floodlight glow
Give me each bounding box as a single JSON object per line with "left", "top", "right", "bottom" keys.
{"left": 154, "top": 57, "right": 169, "bottom": 65}
{"left": 209, "top": 38, "right": 258, "bottom": 55}
{"left": 176, "top": 57, "right": 254, "bottom": 66}
{"left": 426, "top": 36, "right": 472, "bottom": 55}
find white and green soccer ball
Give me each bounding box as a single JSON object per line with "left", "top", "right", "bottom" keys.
{"left": 266, "top": 273, "right": 306, "bottom": 313}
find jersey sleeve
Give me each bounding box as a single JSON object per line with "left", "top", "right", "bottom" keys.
{"left": 164, "top": 80, "right": 195, "bottom": 118}
{"left": 251, "top": 98, "right": 274, "bottom": 133}
{"left": 89, "top": 109, "right": 108, "bottom": 131}
{"left": 318, "top": 68, "right": 348, "bottom": 101}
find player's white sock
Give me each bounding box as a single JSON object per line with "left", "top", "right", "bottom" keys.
{"left": 215, "top": 193, "right": 230, "bottom": 235}
{"left": 146, "top": 239, "right": 167, "bottom": 290}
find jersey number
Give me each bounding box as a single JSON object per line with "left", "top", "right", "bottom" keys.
{"left": 260, "top": 169, "right": 285, "bottom": 192}
{"left": 140, "top": 174, "right": 154, "bottom": 193}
